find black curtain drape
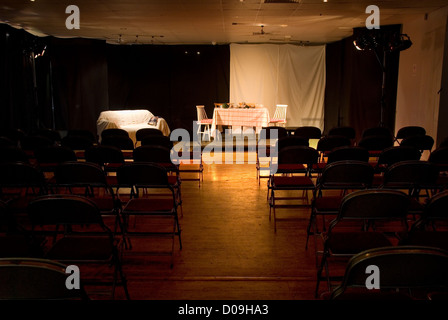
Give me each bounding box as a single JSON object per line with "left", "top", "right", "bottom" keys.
{"left": 324, "top": 25, "right": 401, "bottom": 142}
{"left": 0, "top": 25, "right": 38, "bottom": 133}
{"left": 107, "top": 44, "right": 230, "bottom": 136}
{"left": 48, "top": 37, "right": 109, "bottom": 135}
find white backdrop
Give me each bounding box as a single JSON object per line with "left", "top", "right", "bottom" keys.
{"left": 229, "top": 43, "right": 326, "bottom": 130}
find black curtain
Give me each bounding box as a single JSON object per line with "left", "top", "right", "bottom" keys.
{"left": 0, "top": 24, "right": 38, "bottom": 133}
{"left": 107, "top": 44, "right": 230, "bottom": 136}
{"left": 324, "top": 25, "right": 401, "bottom": 142}
{"left": 48, "top": 37, "right": 109, "bottom": 135}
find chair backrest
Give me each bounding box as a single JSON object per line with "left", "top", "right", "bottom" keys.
{"left": 334, "top": 189, "right": 410, "bottom": 222}
{"left": 84, "top": 145, "right": 125, "bottom": 166}
{"left": 0, "top": 257, "right": 89, "bottom": 300}
{"left": 293, "top": 126, "right": 322, "bottom": 140}
{"left": 66, "top": 129, "right": 97, "bottom": 143}
{"left": 20, "top": 135, "right": 54, "bottom": 151}
{"left": 196, "top": 105, "right": 209, "bottom": 121}
{"left": 54, "top": 161, "right": 108, "bottom": 188}
{"left": 317, "top": 136, "right": 351, "bottom": 153}
{"left": 140, "top": 135, "right": 173, "bottom": 149}
{"left": 101, "top": 135, "right": 134, "bottom": 150}
{"left": 327, "top": 146, "right": 370, "bottom": 164}
{"left": 423, "top": 190, "right": 448, "bottom": 220}
{"left": 61, "top": 136, "right": 94, "bottom": 151}
{"left": 135, "top": 128, "right": 163, "bottom": 142}
{"left": 272, "top": 104, "right": 287, "bottom": 120}
{"left": 362, "top": 126, "right": 393, "bottom": 139}
{"left": 328, "top": 126, "right": 356, "bottom": 140}
{"left": 428, "top": 147, "right": 448, "bottom": 171}
{"left": 277, "top": 146, "right": 319, "bottom": 165}
{"left": 382, "top": 160, "right": 439, "bottom": 190}
{"left": 357, "top": 135, "right": 394, "bottom": 152}
{"left": 0, "top": 147, "right": 29, "bottom": 163}
{"left": 34, "top": 129, "right": 61, "bottom": 144}
{"left": 27, "top": 194, "right": 104, "bottom": 227}
{"left": 101, "top": 128, "right": 129, "bottom": 140}
{"left": 331, "top": 246, "right": 448, "bottom": 299}
{"left": 400, "top": 134, "right": 435, "bottom": 153}
{"left": 0, "top": 136, "right": 15, "bottom": 148}
{"left": 34, "top": 146, "right": 78, "bottom": 164}
{"left": 276, "top": 136, "right": 309, "bottom": 151}
{"left": 377, "top": 146, "right": 421, "bottom": 167}
{"left": 133, "top": 145, "right": 173, "bottom": 164}
{"left": 317, "top": 160, "right": 374, "bottom": 190}
{"left": 0, "top": 128, "right": 26, "bottom": 145}
{"left": 395, "top": 126, "right": 426, "bottom": 140}
{"left": 258, "top": 127, "right": 288, "bottom": 141}
{"left": 117, "top": 162, "right": 170, "bottom": 189}
{"left": 0, "top": 162, "right": 46, "bottom": 190}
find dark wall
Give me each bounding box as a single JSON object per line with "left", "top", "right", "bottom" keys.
{"left": 324, "top": 25, "right": 401, "bottom": 141}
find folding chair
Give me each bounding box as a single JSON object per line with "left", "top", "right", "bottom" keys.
{"left": 380, "top": 160, "right": 439, "bottom": 201}
{"left": 135, "top": 128, "right": 163, "bottom": 147}
{"left": 399, "top": 190, "right": 448, "bottom": 252}
{"left": 400, "top": 134, "right": 435, "bottom": 155}
{"left": 196, "top": 105, "right": 213, "bottom": 141}
{"left": 0, "top": 146, "right": 29, "bottom": 164}
{"left": 0, "top": 257, "right": 90, "bottom": 300}
{"left": 306, "top": 160, "right": 374, "bottom": 257}
{"left": 133, "top": 145, "right": 183, "bottom": 213}
{"left": 0, "top": 200, "right": 43, "bottom": 258}
{"left": 27, "top": 194, "right": 129, "bottom": 299}
{"left": 268, "top": 104, "right": 287, "bottom": 127}
{"left": 0, "top": 162, "right": 48, "bottom": 225}
{"left": 268, "top": 146, "right": 319, "bottom": 232}
{"left": 357, "top": 135, "right": 394, "bottom": 158}
{"left": 256, "top": 127, "right": 287, "bottom": 183}
{"left": 329, "top": 246, "right": 448, "bottom": 300}
{"left": 328, "top": 126, "right": 356, "bottom": 141}
{"left": 116, "top": 163, "right": 182, "bottom": 267}
{"left": 84, "top": 145, "right": 126, "bottom": 186}
{"left": 315, "top": 189, "right": 411, "bottom": 297}
{"left": 395, "top": 126, "right": 426, "bottom": 144}
{"left": 313, "top": 146, "right": 370, "bottom": 175}
{"left": 428, "top": 147, "right": 448, "bottom": 192}
{"left": 361, "top": 126, "right": 393, "bottom": 139}
{"left": 101, "top": 135, "right": 135, "bottom": 151}
{"left": 293, "top": 126, "right": 322, "bottom": 141}
{"left": 316, "top": 136, "right": 351, "bottom": 163}
{"left": 33, "top": 146, "right": 78, "bottom": 179}
{"left": 54, "top": 161, "right": 124, "bottom": 235}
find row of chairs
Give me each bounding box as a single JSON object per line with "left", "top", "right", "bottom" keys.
{"left": 267, "top": 144, "right": 448, "bottom": 232}
{"left": 0, "top": 160, "right": 184, "bottom": 298}
{"left": 314, "top": 188, "right": 448, "bottom": 299}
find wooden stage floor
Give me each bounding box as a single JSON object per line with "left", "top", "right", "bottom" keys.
{"left": 96, "top": 149, "right": 323, "bottom": 301}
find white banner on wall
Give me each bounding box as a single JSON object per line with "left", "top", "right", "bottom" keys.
{"left": 229, "top": 43, "right": 326, "bottom": 130}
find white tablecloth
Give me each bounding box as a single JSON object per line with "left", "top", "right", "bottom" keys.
{"left": 211, "top": 108, "right": 270, "bottom": 138}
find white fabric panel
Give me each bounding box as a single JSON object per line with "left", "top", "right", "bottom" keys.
{"left": 230, "top": 43, "right": 326, "bottom": 130}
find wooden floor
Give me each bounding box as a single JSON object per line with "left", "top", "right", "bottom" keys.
{"left": 94, "top": 150, "right": 326, "bottom": 301}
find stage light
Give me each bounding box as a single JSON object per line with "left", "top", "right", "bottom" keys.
{"left": 389, "top": 34, "right": 412, "bottom": 52}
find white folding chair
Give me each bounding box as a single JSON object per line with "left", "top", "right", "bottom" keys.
{"left": 196, "top": 105, "right": 212, "bottom": 141}
{"left": 269, "top": 104, "right": 288, "bottom": 127}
